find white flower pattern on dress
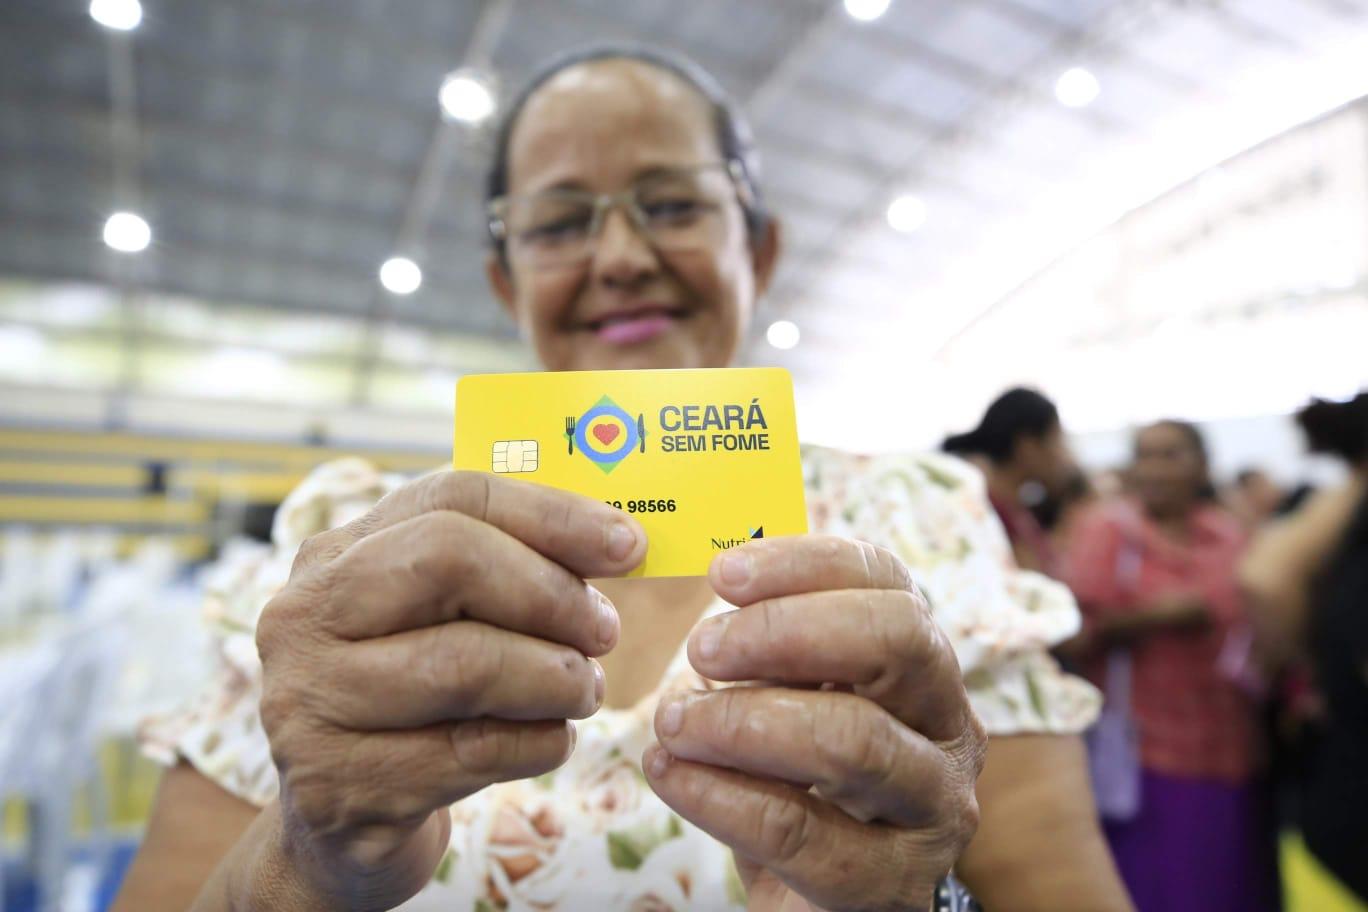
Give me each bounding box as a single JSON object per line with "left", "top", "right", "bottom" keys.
{"left": 140, "top": 447, "right": 1098, "bottom": 911}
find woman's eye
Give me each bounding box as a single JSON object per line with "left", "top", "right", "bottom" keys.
{"left": 522, "top": 215, "right": 591, "bottom": 242}
{"left": 642, "top": 198, "right": 704, "bottom": 220}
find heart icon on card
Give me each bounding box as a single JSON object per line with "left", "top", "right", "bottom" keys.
{"left": 592, "top": 423, "right": 620, "bottom": 446}
{"left": 570, "top": 395, "right": 637, "bottom": 475}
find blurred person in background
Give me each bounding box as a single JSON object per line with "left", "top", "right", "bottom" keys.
{"left": 113, "top": 46, "right": 1128, "bottom": 912}
{"left": 1229, "top": 467, "right": 1287, "bottom": 531}
{"left": 1062, "top": 420, "right": 1278, "bottom": 912}
{"left": 1092, "top": 467, "right": 1130, "bottom": 501}
{"left": 1241, "top": 393, "right": 1368, "bottom": 903}
{"left": 942, "top": 387, "right": 1078, "bottom": 577}
{"left": 1275, "top": 481, "right": 1320, "bottom": 519}
{"left": 1031, "top": 467, "right": 1102, "bottom": 556}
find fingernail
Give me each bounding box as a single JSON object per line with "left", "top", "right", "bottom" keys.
{"left": 606, "top": 521, "right": 637, "bottom": 563}
{"left": 588, "top": 659, "right": 604, "bottom": 711}
{"left": 567, "top": 722, "right": 578, "bottom": 754}
{"left": 658, "top": 694, "right": 686, "bottom": 738}
{"left": 591, "top": 660, "right": 606, "bottom": 708}
{"left": 719, "top": 550, "right": 751, "bottom": 586}
{"left": 645, "top": 744, "right": 670, "bottom": 779}
{"left": 596, "top": 591, "right": 619, "bottom": 649}
{"left": 695, "top": 616, "right": 726, "bottom": 661}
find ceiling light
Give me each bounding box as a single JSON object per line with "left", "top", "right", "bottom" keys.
{"left": 766, "top": 320, "right": 800, "bottom": 350}
{"left": 886, "top": 194, "right": 927, "bottom": 233}
{"left": 89, "top": 0, "right": 142, "bottom": 31}
{"left": 844, "top": 0, "right": 891, "bottom": 22}
{"left": 439, "top": 71, "right": 496, "bottom": 124}
{"left": 1055, "top": 67, "right": 1101, "bottom": 108}
{"left": 379, "top": 257, "right": 422, "bottom": 295}
{"left": 102, "top": 211, "right": 151, "bottom": 253}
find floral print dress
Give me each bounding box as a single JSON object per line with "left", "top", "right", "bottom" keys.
{"left": 141, "top": 447, "right": 1099, "bottom": 911}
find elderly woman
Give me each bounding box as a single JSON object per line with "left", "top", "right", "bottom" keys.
{"left": 114, "top": 46, "right": 1126, "bottom": 911}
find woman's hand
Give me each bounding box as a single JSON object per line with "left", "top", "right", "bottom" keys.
{"left": 253, "top": 471, "right": 645, "bottom": 912}
{"left": 1148, "top": 592, "right": 1212, "bottom": 631}
{"left": 643, "top": 536, "right": 987, "bottom": 911}
{"left": 1077, "top": 593, "right": 1212, "bottom": 652}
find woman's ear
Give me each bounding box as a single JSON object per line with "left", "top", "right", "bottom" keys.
{"left": 485, "top": 252, "right": 518, "bottom": 324}
{"left": 750, "top": 217, "right": 783, "bottom": 299}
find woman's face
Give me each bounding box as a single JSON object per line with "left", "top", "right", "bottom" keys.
{"left": 487, "top": 59, "right": 780, "bottom": 372}
{"left": 1015, "top": 424, "right": 1075, "bottom": 495}
{"left": 1132, "top": 423, "right": 1205, "bottom": 515}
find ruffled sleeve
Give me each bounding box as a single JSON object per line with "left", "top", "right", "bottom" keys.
{"left": 802, "top": 446, "right": 1100, "bottom": 736}
{"left": 138, "top": 458, "right": 405, "bottom": 806}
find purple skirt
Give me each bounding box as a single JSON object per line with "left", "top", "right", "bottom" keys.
{"left": 1104, "top": 770, "right": 1281, "bottom": 912}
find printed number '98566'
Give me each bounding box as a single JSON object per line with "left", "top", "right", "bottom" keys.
{"left": 605, "top": 499, "right": 677, "bottom": 513}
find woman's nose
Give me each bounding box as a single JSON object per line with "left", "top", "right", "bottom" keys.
{"left": 591, "top": 206, "right": 660, "bottom": 288}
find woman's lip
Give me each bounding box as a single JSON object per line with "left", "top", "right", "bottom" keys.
{"left": 592, "top": 313, "right": 678, "bottom": 345}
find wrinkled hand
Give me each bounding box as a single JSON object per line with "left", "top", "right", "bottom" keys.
{"left": 254, "top": 471, "right": 645, "bottom": 912}
{"left": 643, "top": 536, "right": 987, "bottom": 912}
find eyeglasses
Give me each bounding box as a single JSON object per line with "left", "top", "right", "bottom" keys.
{"left": 488, "top": 161, "right": 744, "bottom": 269}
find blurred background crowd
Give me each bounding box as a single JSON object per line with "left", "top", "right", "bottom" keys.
{"left": 2, "top": 0, "right": 1366, "bottom": 910}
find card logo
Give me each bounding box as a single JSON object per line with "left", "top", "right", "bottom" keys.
{"left": 711, "top": 526, "right": 764, "bottom": 550}
{"left": 565, "top": 395, "right": 644, "bottom": 474}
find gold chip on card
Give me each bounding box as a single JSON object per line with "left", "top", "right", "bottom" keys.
{"left": 491, "top": 440, "right": 539, "bottom": 473}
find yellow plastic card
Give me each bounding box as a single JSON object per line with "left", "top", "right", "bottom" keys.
{"left": 454, "top": 368, "right": 807, "bottom": 577}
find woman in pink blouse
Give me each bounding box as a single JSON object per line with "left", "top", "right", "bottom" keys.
{"left": 1065, "top": 420, "right": 1278, "bottom": 912}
